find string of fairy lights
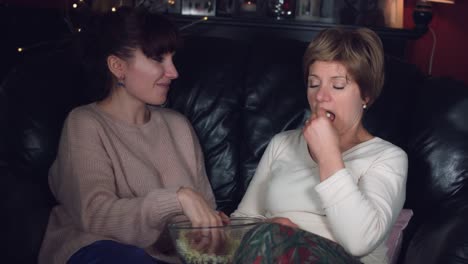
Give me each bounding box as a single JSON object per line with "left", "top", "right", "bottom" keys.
{"left": 16, "top": 0, "right": 209, "bottom": 54}
{"left": 16, "top": 0, "right": 90, "bottom": 54}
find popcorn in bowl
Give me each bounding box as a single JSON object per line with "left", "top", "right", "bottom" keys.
{"left": 168, "top": 217, "right": 262, "bottom": 264}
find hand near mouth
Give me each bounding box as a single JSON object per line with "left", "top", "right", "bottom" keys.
{"left": 303, "top": 108, "right": 344, "bottom": 180}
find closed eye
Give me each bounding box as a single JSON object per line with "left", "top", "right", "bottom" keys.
{"left": 332, "top": 76, "right": 347, "bottom": 90}
{"left": 308, "top": 75, "right": 321, "bottom": 88}
{"left": 151, "top": 55, "right": 164, "bottom": 62}
{"left": 333, "top": 85, "right": 345, "bottom": 89}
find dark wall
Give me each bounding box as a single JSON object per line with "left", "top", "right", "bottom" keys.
{"left": 404, "top": 0, "right": 468, "bottom": 86}
{"left": 0, "top": 3, "right": 70, "bottom": 82}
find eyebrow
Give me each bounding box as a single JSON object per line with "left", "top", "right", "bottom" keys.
{"left": 307, "top": 74, "right": 348, "bottom": 80}
{"left": 331, "top": 76, "right": 347, "bottom": 80}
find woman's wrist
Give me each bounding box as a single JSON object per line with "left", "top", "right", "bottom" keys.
{"left": 176, "top": 186, "right": 188, "bottom": 204}
{"left": 318, "top": 155, "right": 345, "bottom": 181}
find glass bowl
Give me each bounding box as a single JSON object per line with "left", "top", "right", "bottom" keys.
{"left": 168, "top": 217, "right": 262, "bottom": 264}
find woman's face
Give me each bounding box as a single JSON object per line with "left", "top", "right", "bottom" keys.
{"left": 120, "top": 48, "right": 178, "bottom": 105}
{"left": 307, "top": 60, "right": 368, "bottom": 136}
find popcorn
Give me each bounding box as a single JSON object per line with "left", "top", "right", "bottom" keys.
{"left": 175, "top": 231, "right": 241, "bottom": 264}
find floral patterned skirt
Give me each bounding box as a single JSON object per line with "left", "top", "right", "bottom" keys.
{"left": 233, "top": 223, "right": 362, "bottom": 264}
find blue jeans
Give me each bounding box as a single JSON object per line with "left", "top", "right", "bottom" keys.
{"left": 68, "top": 240, "right": 169, "bottom": 264}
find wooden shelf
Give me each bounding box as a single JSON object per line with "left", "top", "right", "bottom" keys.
{"left": 170, "top": 15, "right": 423, "bottom": 58}
{"left": 171, "top": 15, "right": 423, "bottom": 42}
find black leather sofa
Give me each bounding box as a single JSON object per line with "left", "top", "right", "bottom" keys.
{"left": 1, "top": 30, "right": 468, "bottom": 264}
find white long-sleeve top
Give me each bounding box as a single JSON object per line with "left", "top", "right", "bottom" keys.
{"left": 232, "top": 129, "right": 408, "bottom": 264}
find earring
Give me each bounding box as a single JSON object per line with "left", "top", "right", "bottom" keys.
{"left": 117, "top": 76, "right": 126, "bottom": 87}
{"left": 362, "top": 104, "right": 367, "bottom": 109}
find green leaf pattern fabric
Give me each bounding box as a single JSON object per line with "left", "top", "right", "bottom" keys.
{"left": 233, "top": 223, "right": 362, "bottom": 264}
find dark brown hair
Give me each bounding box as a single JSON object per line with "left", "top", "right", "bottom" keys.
{"left": 303, "top": 27, "right": 384, "bottom": 106}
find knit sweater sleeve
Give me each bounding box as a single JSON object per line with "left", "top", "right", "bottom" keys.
{"left": 49, "top": 109, "right": 183, "bottom": 247}
{"left": 314, "top": 145, "right": 408, "bottom": 257}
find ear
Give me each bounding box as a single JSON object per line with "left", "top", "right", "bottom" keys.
{"left": 363, "top": 96, "right": 370, "bottom": 105}
{"left": 107, "top": 55, "right": 126, "bottom": 80}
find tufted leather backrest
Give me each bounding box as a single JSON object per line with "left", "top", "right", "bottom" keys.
{"left": 168, "top": 36, "right": 248, "bottom": 213}
{"left": 169, "top": 36, "right": 311, "bottom": 214}
{"left": 0, "top": 39, "right": 92, "bottom": 263}
{"left": 403, "top": 77, "right": 468, "bottom": 264}
{"left": 406, "top": 77, "right": 468, "bottom": 215}
{"left": 169, "top": 36, "right": 428, "bottom": 214}
{"left": 2, "top": 42, "right": 90, "bottom": 184}
{"left": 238, "top": 38, "right": 309, "bottom": 194}
{"left": 2, "top": 33, "right": 468, "bottom": 264}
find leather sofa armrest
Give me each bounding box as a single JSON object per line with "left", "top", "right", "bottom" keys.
{"left": 403, "top": 209, "right": 468, "bottom": 264}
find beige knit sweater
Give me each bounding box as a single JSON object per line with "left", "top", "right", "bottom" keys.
{"left": 38, "top": 103, "right": 216, "bottom": 264}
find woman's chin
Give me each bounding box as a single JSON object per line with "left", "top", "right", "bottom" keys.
{"left": 147, "top": 96, "right": 167, "bottom": 106}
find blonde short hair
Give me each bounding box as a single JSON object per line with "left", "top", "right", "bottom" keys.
{"left": 303, "top": 27, "right": 384, "bottom": 106}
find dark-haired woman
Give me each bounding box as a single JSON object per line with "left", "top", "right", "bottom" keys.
{"left": 38, "top": 8, "right": 223, "bottom": 264}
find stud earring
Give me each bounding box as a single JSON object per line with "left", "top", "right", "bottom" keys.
{"left": 363, "top": 104, "right": 367, "bottom": 109}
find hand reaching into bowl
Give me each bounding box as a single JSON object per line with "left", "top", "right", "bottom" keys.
{"left": 177, "top": 187, "right": 222, "bottom": 226}
{"left": 218, "top": 211, "right": 230, "bottom": 225}
{"left": 186, "top": 212, "right": 231, "bottom": 254}
{"left": 177, "top": 187, "right": 229, "bottom": 254}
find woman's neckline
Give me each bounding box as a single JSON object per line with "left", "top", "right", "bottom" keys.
{"left": 341, "top": 136, "right": 380, "bottom": 155}
{"left": 91, "top": 102, "right": 154, "bottom": 130}
{"left": 300, "top": 132, "right": 380, "bottom": 165}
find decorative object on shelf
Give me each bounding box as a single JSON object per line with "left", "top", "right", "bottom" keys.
{"left": 166, "top": 0, "right": 182, "bottom": 14}
{"left": 339, "top": 0, "right": 385, "bottom": 27}
{"left": 381, "top": 0, "right": 404, "bottom": 28}
{"left": 295, "top": 0, "right": 342, "bottom": 23}
{"left": 181, "top": 0, "right": 215, "bottom": 15}
{"left": 240, "top": 0, "right": 257, "bottom": 13}
{"left": 267, "top": 0, "right": 295, "bottom": 19}
{"left": 319, "top": 0, "right": 335, "bottom": 23}
{"left": 217, "top": 0, "right": 236, "bottom": 16}
{"left": 238, "top": 0, "right": 260, "bottom": 17}
{"left": 295, "top": 0, "right": 321, "bottom": 21}
{"left": 136, "top": 0, "right": 180, "bottom": 13}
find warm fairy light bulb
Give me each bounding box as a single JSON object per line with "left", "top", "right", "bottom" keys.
{"left": 77, "top": 28, "right": 81, "bottom": 32}
{"left": 111, "top": 7, "right": 117, "bottom": 12}
{"left": 179, "top": 16, "right": 209, "bottom": 31}
{"left": 17, "top": 47, "right": 23, "bottom": 52}
{"left": 72, "top": 3, "right": 78, "bottom": 8}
